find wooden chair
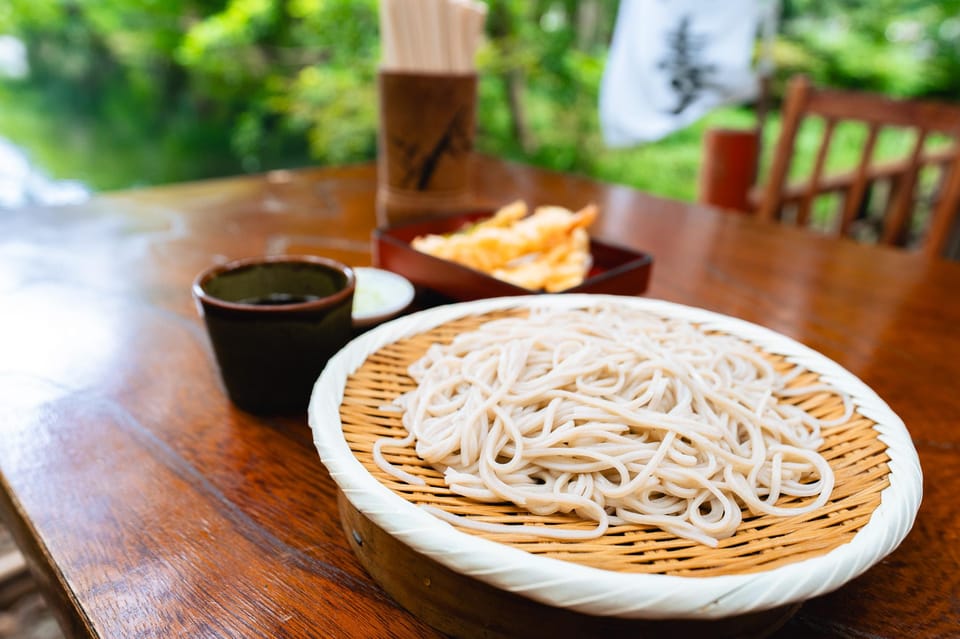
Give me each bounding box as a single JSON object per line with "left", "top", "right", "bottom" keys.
{"left": 755, "top": 75, "right": 960, "bottom": 257}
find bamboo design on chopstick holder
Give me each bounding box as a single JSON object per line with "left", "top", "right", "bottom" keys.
{"left": 394, "top": 103, "right": 474, "bottom": 189}
{"left": 379, "top": 0, "right": 488, "bottom": 73}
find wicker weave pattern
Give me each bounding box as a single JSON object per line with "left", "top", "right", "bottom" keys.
{"left": 340, "top": 310, "right": 890, "bottom": 577}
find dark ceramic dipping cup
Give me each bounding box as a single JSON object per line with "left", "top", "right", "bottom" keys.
{"left": 192, "top": 256, "right": 355, "bottom": 415}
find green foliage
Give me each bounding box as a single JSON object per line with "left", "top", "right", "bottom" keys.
{"left": 475, "top": 0, "right": 616, "bottom": 175}
{"left": 0, "top": 0, "right": 381, "bottom": 180}
{"left": 778, "top": 0, "right": 960, "bottom": 98}
{"left": 0, "top": 0, "right": 954, "bottom": 203}
{"left": 279, "top": 65, "right": 377, "bottom": 164}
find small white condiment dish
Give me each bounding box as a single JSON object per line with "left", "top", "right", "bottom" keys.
{"left": 351, "top": 267, "right": 415, "bottom": 328}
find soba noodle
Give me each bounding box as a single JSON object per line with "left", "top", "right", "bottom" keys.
{"left": 375, "top": 305, "right": 845, "bottom": 547}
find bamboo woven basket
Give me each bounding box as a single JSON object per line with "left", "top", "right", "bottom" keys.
{"left": 310, "top": 295, "right": 922, "bottom": 638}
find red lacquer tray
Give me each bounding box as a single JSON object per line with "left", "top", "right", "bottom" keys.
{"left": 373, "top": 211, "right": 653, "bottom": 301}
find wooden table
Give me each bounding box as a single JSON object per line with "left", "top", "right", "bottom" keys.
{"left": 0, "top": 156, "right": 957, "bottom": 638}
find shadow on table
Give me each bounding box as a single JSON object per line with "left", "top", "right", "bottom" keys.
{"left": 0, "top": 524, "right": 63, "bottom": 639}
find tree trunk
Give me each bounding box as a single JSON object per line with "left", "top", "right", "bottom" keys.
{"left": 504, "top": 70, "right": 535, "bottom": 154}
{"left": 488, "top": 0, "right": 537, "bottom": 154}
{"left": 576, "top": 0, "right": 600, "bottom": 51}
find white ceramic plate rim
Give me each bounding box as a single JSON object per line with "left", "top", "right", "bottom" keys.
{"left": 309, "top": 294, "right": 922, "bottom": 620}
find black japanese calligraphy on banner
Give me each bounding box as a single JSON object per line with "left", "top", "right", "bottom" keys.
{"left": 600, "top": 0, "right": 766, "bottom": 146}
{"left": 658, "top": 16, "right": 719, "bottom": 115}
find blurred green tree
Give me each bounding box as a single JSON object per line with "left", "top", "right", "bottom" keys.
{"left": 0, "top": 0, "right": 954, "bottom": 197}
{"left": 778, "top": 0, "right": 960, "bottom": 97}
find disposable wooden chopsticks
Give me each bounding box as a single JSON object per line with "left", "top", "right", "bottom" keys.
{"left": 380, "top": 0, "right": 488, "bottom": 73}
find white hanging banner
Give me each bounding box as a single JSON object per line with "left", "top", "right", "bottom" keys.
{"left": 600, "top": 0, "right": 763, "bottom": 147}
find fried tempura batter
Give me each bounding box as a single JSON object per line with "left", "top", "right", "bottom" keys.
{"left": 411, "top": 201, "right": 597, "bottom": 292}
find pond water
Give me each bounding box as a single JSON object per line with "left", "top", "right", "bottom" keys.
{"left": 0, "top": 35, "right": 228, "bottom": 206}
{"left": 0, "top": 36, "right": 89, "bottom": 209}
{"left": 0, "top": 137, "right": 89, "bottom": 209}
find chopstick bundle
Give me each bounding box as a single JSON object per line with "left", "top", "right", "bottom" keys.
{"left": 380, "top": 0, "right": 488, "bottom": 73}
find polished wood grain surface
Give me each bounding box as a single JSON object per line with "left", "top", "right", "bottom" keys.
{"left": 0, "top": 155, "right": 957, "bottom": 638}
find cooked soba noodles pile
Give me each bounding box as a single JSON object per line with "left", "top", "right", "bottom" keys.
{"left": 374, "top": 305, "right": 847, "bottom": 547}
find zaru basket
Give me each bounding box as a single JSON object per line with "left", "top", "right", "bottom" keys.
{"left": 309, "top": 295, "right": 922, "bottom": 639}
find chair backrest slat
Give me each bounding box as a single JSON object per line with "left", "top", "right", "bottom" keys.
{"left": 806, "top": 89, "right": 960, "bottom": 133}
{"left": 839, "top": 124, "right": 880, "bottom": 235}
{"left": 880, "top": 129, "right": 929, "bottom": 246}
{"left": 798, "top": 118, "right": 836, "bottom": 226}
{"left": 756, "top": 75, "right": 960, "bottom": 258}
{"left": 926, "top": 159, "right": 960, "bottom": 255}
{"left": 757, "top": 77, "right": 811, "bottom": 223}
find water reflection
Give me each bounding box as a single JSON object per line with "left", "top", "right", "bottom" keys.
{"left": 0, "top": 137, "right": 89, "bottom": 209}
{"left": 0, "top": 35, "right": 83, "bottom": 208}
{"left": 0, "top": 35, "right": 27, "bottom": 79}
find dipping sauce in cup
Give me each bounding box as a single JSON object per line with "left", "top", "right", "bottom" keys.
{"left": 192, "top": 255, "right": 355, "bottom": 415}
